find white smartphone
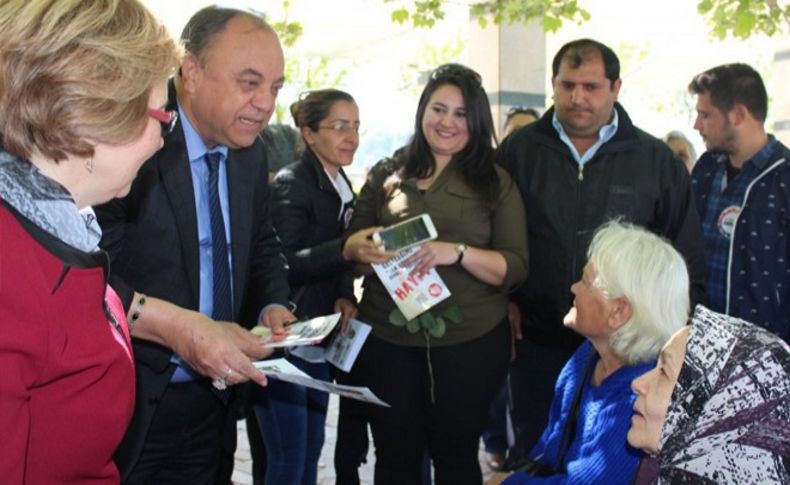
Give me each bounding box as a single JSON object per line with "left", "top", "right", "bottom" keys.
{"left": 373, "top": 213, "right": 438, "bottom": 252}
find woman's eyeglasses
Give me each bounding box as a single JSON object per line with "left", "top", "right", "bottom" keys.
{"left": 147, "top": 108, "right": 179, "bottom": 136}
{"left": 318, "top": 121, "right": 360, "bottom": 134}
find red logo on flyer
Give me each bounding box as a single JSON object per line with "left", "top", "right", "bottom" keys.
{"left": 428, "top": 283, "right": 442, "bottom": 297}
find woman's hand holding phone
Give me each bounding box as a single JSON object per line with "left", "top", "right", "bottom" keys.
{"left": 371, "top": 213, "right": 437, "bottom": 252}
{"left": 342, "top": 227, "right": 396, "bottom": 264}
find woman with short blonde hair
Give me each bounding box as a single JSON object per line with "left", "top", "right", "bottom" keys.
{"left": 0, "top": 0, "right": 180, "bottom": 162}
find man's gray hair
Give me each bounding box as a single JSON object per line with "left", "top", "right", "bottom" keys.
{"left": 588, "top": 221, "right": 690, "bottom": 364}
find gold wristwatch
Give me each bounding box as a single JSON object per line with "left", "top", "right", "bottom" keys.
{"left": 454, "top": 242, "right": 468, "bottom": 265}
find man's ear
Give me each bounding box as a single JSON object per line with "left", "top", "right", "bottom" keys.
{"left": 611, "top": 78, "right": 622, "bottom": 99}
{"left": 728, "top": 103, "right": 748, "bottom": 126}
{"left": 180, "top": 52, "right": 202, "bottom": 94}
{"left": 608, "top": 296, "right": 632, "bottom": 331}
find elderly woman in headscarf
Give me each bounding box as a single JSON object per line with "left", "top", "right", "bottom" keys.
{"left": 493, "top": 221, "right": 688, "bottom": 484}
{"left": 629, "top": 306, "right": 790, "bottom": 484}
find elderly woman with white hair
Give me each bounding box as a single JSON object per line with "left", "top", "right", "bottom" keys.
{"left": 493, "top": 221, "right": 689, "bottom": 484}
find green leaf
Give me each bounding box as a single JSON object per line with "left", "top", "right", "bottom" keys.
{"left": 413, "top": 16, "right": 436, "bottom": 28}
{"left": 394, "top": 0, "right": 591, "bottom": 31}
{"left": 441, "top": 305, "right": 463, "bottom": 324}
{"left": 391, "top": 8, "right": 409, "bottom": 25}
{"left": 470, "top": 4, "right": 486, "bottom": 17}
{"left": 540, "top": 15, "right": 562, "bottom": 32}
{"left": 406, "top": 318, "right": 421, "bottom": 334}
{"left": 734, "top": 10, "right": 757, "bottom": 38}
{"left": 388, "top": 308, "right": 408, "bottom": 327}
{"left": 697, "top": 0, "right": 714, "bottom": 14}
{"left": 419, "top": 312, "right": 438, "bottom": 331}
{"left": 429, "top": 317, "right": 446, "bottom": 338}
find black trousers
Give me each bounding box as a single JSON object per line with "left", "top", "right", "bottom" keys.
{"left": 347, "top": 321, "right": 510, "bottom": 485}
{"left": 244, "top": 399, "right": 267, "bottom": 485}
{"left": 123, "top": 379, "right": 229, "bottom": 485}
{"left": 333, "top": 364, "right": 370, "bottom": 485}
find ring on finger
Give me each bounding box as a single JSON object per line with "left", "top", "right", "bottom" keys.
{"left": 211, "top": 367, "right": 233, "bottom": 391}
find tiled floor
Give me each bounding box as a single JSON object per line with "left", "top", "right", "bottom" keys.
{"left": 232, "top": 394, "right": 496, "bottom": 484}
{"left": 231, "top": 394, "right": 375, "bottom": 485}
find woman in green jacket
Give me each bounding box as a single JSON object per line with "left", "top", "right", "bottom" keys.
{"left": 345, "top": 63, "right": 529, "bottom": 485}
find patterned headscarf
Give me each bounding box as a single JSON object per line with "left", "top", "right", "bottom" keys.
{"left": 656, "top": 305, "right": 790, "bottom": 484}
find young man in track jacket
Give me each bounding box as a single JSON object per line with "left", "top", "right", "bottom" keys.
{"left": 689, "top": 63, "right": 790, "bottom": 343}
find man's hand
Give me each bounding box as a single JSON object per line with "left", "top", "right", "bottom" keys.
{"left": 128, "top": 295, "right": 269, "bottom": 387}
{"left": 171, "top": 311, "right": 268, "bottom": 387}
{"left": 259, "top": 305, "right": 297, "bottom": 336}
{"left": 219, "top": 322, "right": 272, "bottom": 361}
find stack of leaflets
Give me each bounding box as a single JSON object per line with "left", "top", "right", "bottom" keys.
{"left": 371, "top": 246, "right": 451, "bottom": 320}
{"left": 251, "top": 313, "right": 385, "bottom": 406}
{"left": 252, "top": 313, "right": 341, "bottom": 347}
{"left": 324, "top": 318, "right": 372, "bottom": 372}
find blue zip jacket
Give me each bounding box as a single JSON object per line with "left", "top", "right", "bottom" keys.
{"left": 692, "top": 140, "right": 790, "bottom": 342}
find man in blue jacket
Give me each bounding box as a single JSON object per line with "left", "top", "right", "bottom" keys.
{"left": 689, "top": 63, "right": 790, "bottom": 343}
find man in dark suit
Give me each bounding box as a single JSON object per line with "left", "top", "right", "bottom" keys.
{"left": 96, "top": 7, "right": 294, "bottom": 484}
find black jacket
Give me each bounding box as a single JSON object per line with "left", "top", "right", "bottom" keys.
{"left": 269, "top": 149, "right": 356, "bottom": 319}
{"left": 498, "top": 103, "right": 707, "bottom": 349}
{"left": 94, "top": 82, "right": 290, "bottom": 477}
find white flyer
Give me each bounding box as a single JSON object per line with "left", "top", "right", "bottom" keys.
{"left": 325, "top": 318, "right": 372, "bottom": 372}
{"left": 253, "top": 358, "right": 389, "bottom": 407}
{"left": 371, "top": 246, "right": 451, "bottom": 320}
{"left": 251, "top": 313, "right": 341, "bottom": 348}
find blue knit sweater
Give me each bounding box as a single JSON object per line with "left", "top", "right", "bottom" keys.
{"left": 504, "top": 341, "right": 651, "bottom": 484}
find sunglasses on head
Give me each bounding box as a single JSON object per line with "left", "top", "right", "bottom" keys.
{"left": 430, "top": 63, "right": 482, "bottom": 86}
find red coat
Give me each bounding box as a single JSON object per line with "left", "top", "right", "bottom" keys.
{"left": 0, "top": 204, "right": 134, "bottom": 484}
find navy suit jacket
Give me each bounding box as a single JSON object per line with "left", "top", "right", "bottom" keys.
{"left": 95, "top": 83, "right": 290, "bottom": 478}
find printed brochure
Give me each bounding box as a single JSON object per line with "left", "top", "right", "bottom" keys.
{"left": 371, "top": 246, "right": 451, "bottom": 320}
{"left": 254, "top": 358, "right": 389, "bottom": 407}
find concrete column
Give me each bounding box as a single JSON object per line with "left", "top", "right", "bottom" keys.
{"left": 468, "top": 17, "right": 547, "bottom": 139}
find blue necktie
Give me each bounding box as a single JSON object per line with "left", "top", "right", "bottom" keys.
{"left": 205, "top": 152, "right": 233, "bottom": 322}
